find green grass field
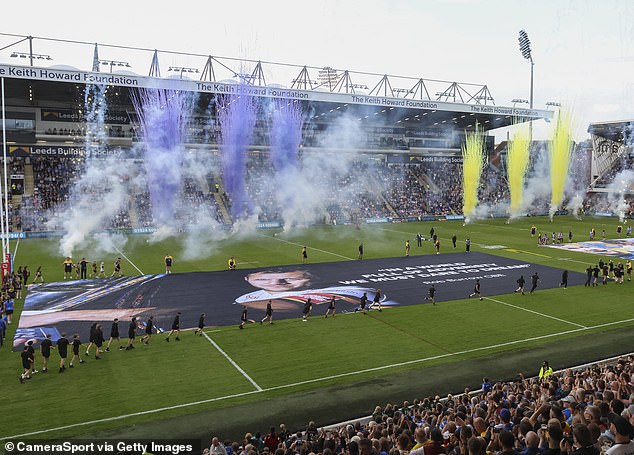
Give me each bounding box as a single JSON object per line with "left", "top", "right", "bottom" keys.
{"left": 1, "top": 216, "right": 633, "bottom": 442}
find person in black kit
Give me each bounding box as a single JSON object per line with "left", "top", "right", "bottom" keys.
{"left": 592, "top": 264, "right": 599, "bottom": 287}
{"left": 106, "top": 318, "right": 121, "bottom": 351}
{"left": 372, "top": 289, "right": 382, "bottom": 311}
{"left": 515, "top": 275, "right": 526, "bottom": 295}
{"left": 425, "top": 285, "right": 436, "bottom": 305}
{"left": 302, "top": 298, "right": 313, "bottom": 321}
{"left": 585, "top": 266, "right": 592, "bottom": 287}
{"left": 85, "top": 322, "right": 97, "bottom": 357}
{"left": 260, "top": 302, "right": 273, "bottom": 325}
{"left": 358, "top": 242, "right": 364, "bottom": 260}
{"left": 70, "top": 334, "right": 85, "bottom": 367}
{"left": 530, "top": 272, "right": 540, "bottom": 294}
{"left": 465, "top": 238, "right": 471, "bottom": 252}
{"left": 165, "top": 312, "right": 181, "bottom": 341}
{"left": 194, "top": 313, "right": 206, "bottom": 335}
{"left": 239, "top": 305, "right": 248, "bottom": 329}
{"left": 469, "top": 279, "right": 483, "bottom": 300}
{"left": 22, "top": 265, "right": 30, "bottom": 285}
{"left": 141, "top": 316, "right": 154, "bottom": 345}
{"left": 324, "top": 296, "right": 336, "bottom": 318}
{"left": 357, "top": 292, "right": 369, "bottom": 314}
{"left": 416, "top": 233, "right": 422, "bottom": 247}
{"left": 430, "top": 227, "right": 435, "bottom": 241}
{"left": 26, "top": 340, "right": 37, "bottom": 375}
{"left": 40, "top": 333, "right": 52, "bottom": 373}
{"left": 452, "top": 234, "right": 457, "bottom": 249}
{"left": 111, "top": 257, "right": 123, "bottom": 278}
{"left": 126, "top": 317, "right": 137, "bottom": 350}
{"left": 559, "top": 270, "right": 569, "bottom": 289}
{"left": 94, "top": 324, "right": 104, "bottom": 358}
{"left": 20, "top": 345, "right": 33, "bottom": 383}
{"left": 79, "top": 257, "right": 88, "bottom": 280}
{"left": 57, "top": 332, "right": 69, "bottom": 372}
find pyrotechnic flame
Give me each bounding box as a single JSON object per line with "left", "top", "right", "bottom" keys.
{"left": 506, "top": 122, "right": 531, "bottom": 219}
{"left": 549, "top": 109, "right": 574, "bottom": 220}
{"left": 462, "top": 123, "right": 486, "bottom": 222}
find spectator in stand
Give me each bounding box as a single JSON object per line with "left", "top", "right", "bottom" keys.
{"left": 605, "top": 415, "right": 634, "bottom": 455}
{"left": 209, "top": 437, "right": 228, "bottom": 455}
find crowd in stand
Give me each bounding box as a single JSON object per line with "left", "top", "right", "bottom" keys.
{"left": 204, "top": 356, "right": 634, "bottom": 455}
{"left": 8, "top": 154, "right": 634, "bottom": 232}
{"left": 44, "top": 127, "right": 134, "bottom": 138}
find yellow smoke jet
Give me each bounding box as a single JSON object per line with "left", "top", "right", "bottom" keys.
{"left": 462, "top": 124, "right": 485, "bottom": 222}
{"left": 506, "top": 123, "right": 531, "bottom": 218}
{"left": 549, "top": 109, "right": 574, "bottom": 219}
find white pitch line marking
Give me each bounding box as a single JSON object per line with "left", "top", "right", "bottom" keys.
{"left": 558, "top": 257, "right": 593, "bottom": 265}
{"left": 484, "top": 296, "right": 587, "bottom": 328}
{"left": 112, "top": 244, "right": 144, "bottom": 275}
{"left": 262, "top": 233, "right": 354, "bottom": 260}
{"left": 5, "top": 316, "right": 634, "bottom": 440}
{"left": 202, "top": 331, "right": 262, "bottom": 391}
{"left": 12, "top": 238, "right": 20, "bottom": 262}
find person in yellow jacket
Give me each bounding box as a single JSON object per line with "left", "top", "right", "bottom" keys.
{"left": 539, "top": 361, "right": 553, "bottom": 381}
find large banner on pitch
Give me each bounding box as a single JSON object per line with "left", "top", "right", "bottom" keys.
{"left": 14, "top": 252, "right": 585, "bottom": 350}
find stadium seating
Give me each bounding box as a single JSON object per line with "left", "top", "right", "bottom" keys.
{"left": 8, "top": 153, "right": 634, "bottom": 231}
{"left": 204, "top": 355, "right": 634, "bottom": 455}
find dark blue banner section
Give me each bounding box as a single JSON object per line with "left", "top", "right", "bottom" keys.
{"left": 14, "top": 252, "right": 585, "bottom": 350}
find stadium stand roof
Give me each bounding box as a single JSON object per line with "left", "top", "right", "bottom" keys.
{"left": 587, "top": 120, "right": 634, "bottom": 143}
{"left": 0, "top": 32, "right": 553, "bottom": 133}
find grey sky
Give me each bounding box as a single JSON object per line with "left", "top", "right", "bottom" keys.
{"left": 2, "top": 0, "right": 633, "bottom": 141}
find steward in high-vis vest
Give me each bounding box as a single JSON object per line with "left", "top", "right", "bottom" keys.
{"left": 539, "top": 361, "right": 553, "bottom": 381}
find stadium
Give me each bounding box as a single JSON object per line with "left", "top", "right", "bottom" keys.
{"left": 1, "top": 21, "right": 634, "bottom": 455}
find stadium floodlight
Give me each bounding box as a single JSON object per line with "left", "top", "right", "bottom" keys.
{"left": 511, "top": 98, "right": 529, "bottom": 107}
{"left": 99, "top": 59, "right": 130, "bottom": 73}
{"left": 169, "top": 66, "right": 199, "bottom": 79}
{"left": 518, "top": 30, "right": 532, "bottom": 61}
{"left": 11, "top": 51, "right": 51, "bottom": 61}
{"left": 517, "top": 30, "right": 534, "bottom": 110}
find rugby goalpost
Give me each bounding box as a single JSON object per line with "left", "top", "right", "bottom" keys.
{"left": 1, "top": 77, "right": 12, "bottom": 278}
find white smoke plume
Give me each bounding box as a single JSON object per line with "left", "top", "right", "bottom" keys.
{"left": 606, "top": 169, "right": 634, "bottom": 222}
{"left": 53, "top": 156, "right": 131, "bottom": 257}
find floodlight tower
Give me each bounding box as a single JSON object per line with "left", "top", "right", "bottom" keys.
{"left": 518, "top": 29, "right": 534, "bottom": 139}
{"left": 518, "top": 30, "right": 534, "bottom": 110}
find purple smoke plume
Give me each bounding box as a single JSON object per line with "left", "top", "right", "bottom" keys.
{"left": 131, "top": 88, "right": 193, "bottom": 226}
{"left": 269, "top": 99, "right": 304, "bottom": 210}
{"left": 270, "top": 99, "right": 304, "bottom": 173}
{"left": 217, "top": 89, "right": 257, "bottom": 219}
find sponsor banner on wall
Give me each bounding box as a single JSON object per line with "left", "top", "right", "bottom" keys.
{"left": 365, "top": 218, "right": 389, "bottom": 224}
{"left": 409, "top": 155, "right": 463, "bottom": 164}
{"left": 41, "top": 108, "right": 131, "bottom": 124}
{"left": 13, "top": 145, "right": 126, "bottom": 158}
